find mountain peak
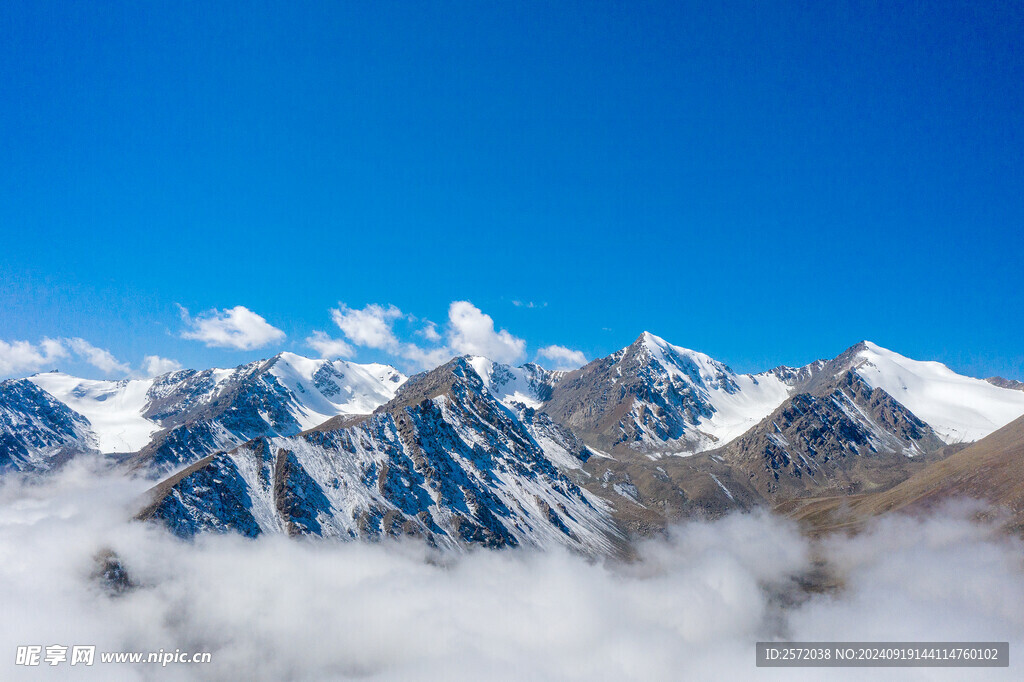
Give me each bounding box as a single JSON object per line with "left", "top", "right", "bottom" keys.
{"left": 268, "top": 350, "right": 332, "bottom": 376}
{"left": 626, "top": 329, "right": 708, "bottom": 360}
{"left": 858, "top": 340, "right": 892, "bottom": 355}
{"left": 846, "top": 341, "right": 1024, "bottom": 443}
{"left": 634, "top": 331, "right": 669, "bottom": 350}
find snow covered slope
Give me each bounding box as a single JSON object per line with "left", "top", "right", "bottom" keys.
{"left": 544, "top": 332, "right": 796, "bottom": 456}
{"left": 636, "top": 333, "right": 794, "bottom": 446}
{"left": 28, "top": 373, "right": 161, "bottom": 453}
{"left": 131, "top": 354, "right": 406, "bottom": 473}
{"left": 852, "top": 342, "right": 1024, "bottom": 443}
{"left": 544, "top": 335, "right": 1024, "bottom": 457}
{"left": 0, "top": 379, "right": 95, "bottom": 470}
{"left": 140, "top": 357, "right": 619, "bottom": 553}
{"left": 1, "top": 355, "right": 405, "bottom": 471}
{"left": 266, "top": 352, "right": 406, "bottom": 430}
{"left": 465, "top": 356, "right": 561, "bottom": 409}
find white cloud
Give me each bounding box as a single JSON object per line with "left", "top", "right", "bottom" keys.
{"left": 537, "top": 345, "right": 588, "bottom": 370}
{"left": 40, "top": 337, "right": 68, "bottom": 361}
{"left": 142, "top": 355, "right": 184, "bottom": 377}
{"left": 0, "top": 338, "right": 68, "bottom": 376}
{"left": 0, "top": 337, "right": 135, "bottom": 377}
{"left": 0, "top": 468, "right": 1021, "bottom": 682}
{"left": 306, "top": 331, "right": 355, "bottom": 359}
{"left": 417, "top": 321, "right": 442, "bottom": 343}
{"left": 447, "top": 301, "right": 526, "bottom": 365}
{"left": 330, "top": 304, "right": 403, "bottom": 350}
{"left": 322, "top": 301, "right": 580, "bottom": 373}
{"left": 399, "top": 343, "right": 454, "bottom": 371}
{"left": 512, "top": 300, "right": 546, "bottom": 309}
{"left": 329, "top": 304, "right": 454, "bottom": 371}
{"left": 63, "top": 338, "right": 133, "bottom": 375}
{"left": 179, "top": 305, "right": 286, "bottom": 351}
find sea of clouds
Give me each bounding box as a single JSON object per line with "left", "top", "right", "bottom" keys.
{"left": 0, "top": 458, "right": 1021, "bottom": 681}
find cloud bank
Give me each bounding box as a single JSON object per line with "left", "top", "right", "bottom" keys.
{"left": 0, "top": 463, "right": 1020, "bottom": 681}
{"left": 5, "top": 302, "right": 587, "bottom": 380}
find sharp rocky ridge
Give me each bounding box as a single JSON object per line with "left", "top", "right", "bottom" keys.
{"left": 3, "top": 333, "right": 1024, "bottom": 552}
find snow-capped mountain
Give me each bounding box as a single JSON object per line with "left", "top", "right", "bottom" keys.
{"left": 543, "top": 332, "right": 797, "bottom": 456}
{"left": 702, "top": 341, "right": 1024, "bottom": 499}
{"left": 0, "top": 353, "right": 406, "bottom": 473}
{"left": 720, "top": 367, "right": 946, "bottom": 498}
{"left": 138, "top": 357, "right": 619, "bottom": 553}
{"left": 542, "top": 335, "right": 1024, "bottom": 462}
{"left": 0, "top": 378, "right": 94, "bottom": 471}
{"left": 849, "top": 341, "right": 1024, "bottom": 443}
{"left": 532, "top": 336, "right": 1024, "bottom": 524}
{"left": 130, "top": 353, "right": 407, "bottom": 474}
{"left": 4, "top": 333, "right": 1024, "bottom": 548}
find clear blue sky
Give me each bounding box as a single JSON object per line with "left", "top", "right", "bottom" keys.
{"left": 2, "top": 1, "right": 1022, "bottom": 379}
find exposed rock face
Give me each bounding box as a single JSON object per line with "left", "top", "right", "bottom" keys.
{"left": 139, "top": 452, "right": 264, "bottom": 539}
{"left": 0, "top": 353, "right": 406, "bottom": 475}
{"left": 537, "top": 341, "right": 973, "bottom": 535}
{"left": 137, "top": 359, "right": 621, "bottom": 554}
{"left": 129, "top": 361, "right": 310, "bottom": 474}
{"left": 92, "top": 549, "right": 135, "bottom": 596}
{"left": 543, "top": 332, "right": 797, "bottom": 457}
{"left": 720, "top": 370, "right": 945, "bottom": 499}
{"left": 0, "top": 378, "right": 95, "bottom": 471}
{"left": 777, "top": 413, "right": 1024, "bottom": 536}
{"left": 986, "top": 376, "right": 1024, "bottom": 392}
{"left": 129, "top": 354, "right": 407, "bottom": 475}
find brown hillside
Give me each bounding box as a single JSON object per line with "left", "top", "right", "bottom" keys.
{"left": 777, "top": 414, "right": 1024, "bottom": 534}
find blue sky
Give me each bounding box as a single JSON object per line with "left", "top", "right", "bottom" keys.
{"left": 2, "top": 1, "right": 1022, "bottom": 380}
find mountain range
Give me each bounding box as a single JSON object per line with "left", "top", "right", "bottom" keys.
{"left": 3, "top": 333, "right": 1023, "bottom": 553}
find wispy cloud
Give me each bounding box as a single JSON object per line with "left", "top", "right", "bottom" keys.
{"left": 64, "top": 338, "right": 132, "bottom": 375}
{"left": 324, "top": 301, "right": 593, "bottom": 371}
{"left": 537, "top": 345, "right": 587, "bottom": 370}
{"left": 512, "top": 300, "right": 547, "bottom": 309}
{"left": 305, "top": 331, "right": 355, "bottom": 359}
{"left": 0, "top": 338, "right": 68, "bottom": 376}
{"left": 329, "top": 301, "right": 529, "bottom": 370}
{"left": 142, "top": 355, "right": 183, "bottom": 377}
{"left": 329, "top": 304, "right": 403, "bottom": 350}
{"left": 0, "top": 337, "right": 137, "bottom": 377}
{"left": 416, "top": 321, "right": 442, "bottom": 343}
{"left": 179, "top": 305, "right": 286, "bottom": 351}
